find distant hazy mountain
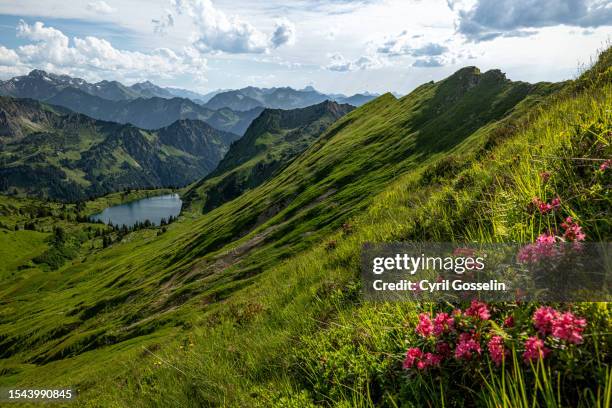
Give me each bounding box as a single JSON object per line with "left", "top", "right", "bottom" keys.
{"left": 128, "top": 80, "right": 175, "bottom": 99}
{"left": 201, "top": 86, "right": 379, "bottom": 111}
{"left": 165, "top": 88, "right": 223, "bottom": 104}
{"left": 185, "top": 100, "right": 354, "bottom": 210}
{"left": 0, "top": 96, "right": 236, "bottom": 200}
{"left": 204, "top": 91, "right": 263, "bottom": 111}
{"left": 44, "top": 87, "right": 261, "bottom": 136}
{"left": 0, "top": 70, "right": 263, "bottom": 135}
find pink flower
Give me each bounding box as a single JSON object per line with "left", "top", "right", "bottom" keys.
{"left": 416, "top": 313, "right": 434, "bottom": 337}
{"left": 600, "top": 159, "right": 611, "bottom": 171}
{"left": 403, "top": 348, "right": 442, "bottom": 371}
{"left": 455, "top": 333, "right": 482, "bottom": 360}
{"left": 403, "top": 347, "right": 422, "bottom": 369}
{"left": 503, "top": 315, "right": 514, "bottom": 328}
{"left": 422, "top": 352, "right": 443, "bottom": 368}
{"left": 518, "top": 233, "right": 558, "bottom": 263}
{"left": 465, "top": 300, "right": 491, "bottom": 320}
{"left": 533, "top": 306, "right": 560, "bottom": 335}
{"left": 523, "top": 336, "right": 550, "bottom": 363}
{"left": 550, "top": 196, "right": 561, "bottom": 210}
{"left": 433, "top": 312, "right": 454, "bottom": 336}
{"left": 488, "top": 336, "right": 507, "bottom": 366}
{"left": 552, "top": 311, "right": 587, "bottom": 344}
{"left": 536, "top": 232, "right": 556, "bottom": 245}
{"left": 532, "top": 197, "right": 560, "bottom": 214}
{"left": 532, "top": 197, "right": 552, "bottom": 214}
{"left": 560, "top": 217, "right": 586, "bottom": 242}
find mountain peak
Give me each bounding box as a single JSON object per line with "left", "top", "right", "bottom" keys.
{"left": 28, "top": 69, "right": 50, "bottom": 77}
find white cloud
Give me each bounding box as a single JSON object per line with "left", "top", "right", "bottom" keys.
{"left": 373, "top": 30, "right": 456, "bottom": 68}
{"left": 0, "top": 46, "right": 19, "bottom": 66}
{"left": 4, "top": 20, "right": 207, "bottom": 82}
{"left": 412, "top": 56, "right": 444, "bottom": 67}
{"left": 377, "top": 31, "right": 449, "bottom": 57}
{"left": 157, "top": 0, "right": 297, "bottom": 54}
{"left": 326, "top": 53, "right": 384, "bottom": 72}
{"left": 449, "top": 0, "right": 612, "bottom": 42}
{"left": 86, "top": 1, "right": 116, "bottom": 14}
{"left": 271, "top": 18, "right": 296, "bottom": 48}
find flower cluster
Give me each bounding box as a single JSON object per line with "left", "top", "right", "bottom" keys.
{"left": 600, "top": 159, "right": 611, "bottom": 172}
{"left": 560, "top": 217, "right": 586, "bottom": 242}
{"left": 523, "top": 337, "right": 549, "bottom": 363}
{"left": 403, "top": 302, "right": 587, "bottom": 372}
{"left": 465, "top": 300, "right": 491, "bottom": 320}
{"left": 532, "top": 306, "right": 586, "bottom": 344}
{"left": 517, "top": 232, "right": 558, "bottom": 263}
{"left": 487, "top": 335, "right": 507, "bottom": 366}
{"left": 517, "top": 217, "right": 585, "bottom": 263}
{"left": 532, "top": 196, "right": 561, "bottom": 214}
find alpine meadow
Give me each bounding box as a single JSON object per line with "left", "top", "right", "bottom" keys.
{"left": 0, "top": 1, "right": 610, "bottom": 407}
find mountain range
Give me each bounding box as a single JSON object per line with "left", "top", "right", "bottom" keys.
{"left": 44, "top": 87, "right": 263, "bottom": 135}
{"left": 0, "top": 70, "right": 376, "bottom": 122}
{"left": 0, "top": 69, "right": 211, "bottom": 102}
{"left": 0, "top": 96, "right": 237, "bottom": 200}
{"left": 202, "top": 85, "right": 377, "bottom": 111}
{"left": 0, "top": 71, "right": 263, "bottom": 135}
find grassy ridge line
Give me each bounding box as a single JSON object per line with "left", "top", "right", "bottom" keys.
{"left": 0, "top": 64, "right": 569, "bottom": 404}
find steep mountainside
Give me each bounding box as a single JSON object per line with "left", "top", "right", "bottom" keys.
{"left": 185, "top": 100, "right": 354, "bottom": 210}
{"left": 45, "top": 88, "right": 263, "bottom": 135}
{"left": 0, "top": 97, "right": 236, "bottom": 200}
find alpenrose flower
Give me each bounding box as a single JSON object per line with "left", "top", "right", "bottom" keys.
{"left": 415, "top": 313, "right": 434, "bottom": 337}
{"left": 517, "top": 233, "right": 558, "bottom": 263}
{"left": 402, "top": 348, "right": 443, "bottom": 371}
{"left": 551, "top": 311, "right": 587, "bottom": 344}
{"left": 487, "top": 335, "right": 507, "bottom": 366}
{"left": 560, "top": 217, "right": 586, "bottom": 242}
{"left": 402, "top": 302, "right": 587, "bottom": 372}
{"left": 533, "top": 306, "right": 560, "bottom": 335}
{"left": 455, "top": 332, "right": 482, "bottom": 360}
{"left": 465, "top": 299, "right": 490, "bottom": 320}
{"left": 523, "top": 336, "right": 550, "bottom": 363}
{"left": 532, "top": 196, "right": 561, "bottom": 214}
{"left": 433, "top": 312, "right": 454, "bottom": 336}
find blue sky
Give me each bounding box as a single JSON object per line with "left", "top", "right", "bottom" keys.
{"left": 0, "top": 0, "right": 610, "bottom": 95}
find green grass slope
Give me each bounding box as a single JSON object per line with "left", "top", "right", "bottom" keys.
{"left": 0, "top": 52, "right": 606, "bottom": 407}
